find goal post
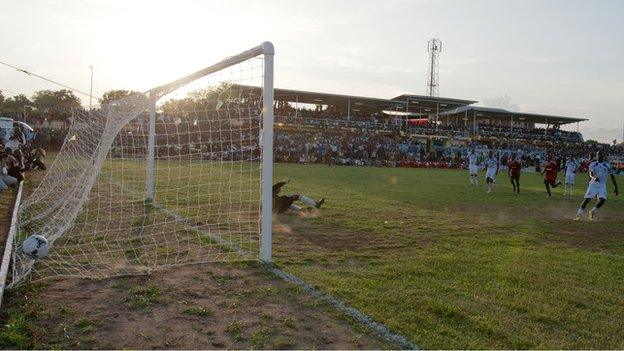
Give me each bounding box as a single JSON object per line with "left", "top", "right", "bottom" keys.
{"left": 145, "top": 97, "right": 157, "bottom": 202}
{"left": 144, "top": 41, "right": 274, "bottom": 261}
{"left": 8, "top": 42, "right": 275, "bottom": 287}
{"left": 260, "top": 42, "right": 274, "bottom": 263}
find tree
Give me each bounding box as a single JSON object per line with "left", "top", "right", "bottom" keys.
{"left": 1, "top": 94, "right": 32, "bottom": 110}
{"left": 32, "top": 89, "right": 81, "bottom": 109}
{"left": 160, "top": 83, "right": 243, "bottom": 114}
{"left": 0, "top": 90, "right": 4, "bottom": 104}
{"left": 101, "top": 89, "right": 141, "bottom": 105}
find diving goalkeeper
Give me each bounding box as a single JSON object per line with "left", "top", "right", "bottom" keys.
{"left": 273, "top": 179, "right": 325, "bottom": 214}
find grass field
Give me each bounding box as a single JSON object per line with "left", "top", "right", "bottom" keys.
{"left": 2, "top": 162, "right": 624, "bottom": 348}
{"left": 272, "top": 164, "right": 624, "bottom": 349}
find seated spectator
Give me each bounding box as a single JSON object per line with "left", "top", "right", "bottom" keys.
{"left": 26, "top": 147, "right": 47, "bottom": 170}
{"left": 0, "top": 148, "right": 19, "bottom": 191}
{"left": 1, "top": 147, "right": 24, "bottom": 183}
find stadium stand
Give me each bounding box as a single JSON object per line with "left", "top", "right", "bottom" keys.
{"left": 1, "top": 86, "right": 622, "bottom": 174}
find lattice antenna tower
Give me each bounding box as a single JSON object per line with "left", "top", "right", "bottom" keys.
{"left": 427, "top": 38, "right": 442, "bottom": 97}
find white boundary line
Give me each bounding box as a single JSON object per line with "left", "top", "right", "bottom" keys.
{"left": 264, "top": 262, "right": 419, "bottom": 350}
{"left": 0, "top": 182, "right": 24, "bottom": 310}
{"left": 156, "top": 204, "right": 418, "bottom": 350}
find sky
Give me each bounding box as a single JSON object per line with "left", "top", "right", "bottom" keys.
{"left": 0, "top": 0, "right": 623, "bottom": 142}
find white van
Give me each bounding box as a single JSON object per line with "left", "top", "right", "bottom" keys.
{"left": 0, "top": 116, "right": 36, "bottom": 144}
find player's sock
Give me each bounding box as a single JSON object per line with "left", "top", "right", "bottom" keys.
{"left": 574, "top": 208, "right": 583, "bottom": 220}
{"left": 564, "top": 184, "right": 568, "bottom": 195}
{"left": 288, "top": 204, "right": 302, "bottom": 212}
{"left": 298, "top": 195, "right": 318, "bottom": 207}
{"left": 315, "top": 198, "right": 325, "bottom": 209}
{"left": 544, "top": 181, "right": 551, "bottom": 196}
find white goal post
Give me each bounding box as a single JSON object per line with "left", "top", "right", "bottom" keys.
{"left": 145, "top": 41, "right": 275, "bottom": 263}
{"left": 7, "top": 42, "right": 275, "bottom": 287}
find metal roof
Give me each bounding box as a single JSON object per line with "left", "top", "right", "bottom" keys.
{"left": 391, "top": 94, "right": 477, "bottom": 113}
{"left": 270, "top": 88, "right": 478, "bottom": 115}
{"left": 439, "top": 105, "right": 588, "bottom": 125}
{"left": 273, "top": 87, "right": 403, "bottom": 113}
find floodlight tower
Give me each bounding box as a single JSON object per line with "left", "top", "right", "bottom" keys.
{"left": 427, "top": 38, "right": 442, "bottom": 97}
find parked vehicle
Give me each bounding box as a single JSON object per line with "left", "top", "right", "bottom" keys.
{"left": 0, "top": 116, "right": 36, "bottom": 144}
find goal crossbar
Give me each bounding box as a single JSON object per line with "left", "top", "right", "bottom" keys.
{"left": 148, "top": 42, "right": 274, "bottom": 97}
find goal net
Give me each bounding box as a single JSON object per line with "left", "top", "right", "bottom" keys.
{"left": 9, "top": 42, "right": 275, "bottom": 287}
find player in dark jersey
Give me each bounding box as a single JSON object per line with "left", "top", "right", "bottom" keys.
{"left": 507, "top": 153, "right": 522, "bottom": 194}
{"left": 541, "top": 157, "right": 562, "bottom": 196}
{"left": 273, "top": 179, "right": 325, "bottom": 214}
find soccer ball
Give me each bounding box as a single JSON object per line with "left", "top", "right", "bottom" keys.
{"left": 21, "top": 235, "right": 50, "bottom": 259}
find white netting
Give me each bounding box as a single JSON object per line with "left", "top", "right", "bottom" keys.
{"left": 10, "top": 52, "right": 267, "bottom": 286}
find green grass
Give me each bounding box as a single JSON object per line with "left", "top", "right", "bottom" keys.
{"left": 183, "top": 306, "right": 214, "bottom": 317}
{"left": 0, "top": 314, "right": 30, "bottom": 348}
{"left": 3, "top": 160, "right": 623, "bottom": 348}
{"left": 272, "top": 164, "right": 624, "bottom": 349}
{"left": 125, "top": 284, "right": 160, "bottom": 308}
{"left": 225, "top": 320, "right": 244, "bottom": 342}
{"left": 75, "top": 318, "right": 96, "bottom": 334}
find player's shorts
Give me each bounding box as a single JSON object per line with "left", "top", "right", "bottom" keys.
{"left": 486, "top": 170, "right": 496, "bottom": 181}
{"left": 565, "top": 172, "right": 575, "bottom": 184}
{"left": 510, "top": 172, "right": 520, "bottom": 180}
{"left": 584, "top": 182, "right": 607, "bottom": 200}
{"left": 273, "top": 195, "right": 296, "bottom": 213}
{"left": 469, "top": 165, "right": 478, "bottom": 175}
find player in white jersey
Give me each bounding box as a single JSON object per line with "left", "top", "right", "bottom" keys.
{"left": 483, "top": 151, "right": 499, "bottom": 194}
{"left": 563, "top": 157, "right": 580, "bottom": 195}
{"left": 468, "top": 150, "right": 479, "bottom": 186}
{"left": 574, "top": 152, "right": 619, "bottom": 221}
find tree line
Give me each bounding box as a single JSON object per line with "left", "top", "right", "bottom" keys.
{"left": 0, "top": 89, "right": 140, "bottom": 118}
{"left": 0, "top": 83, "right": 251, "bottom": 119}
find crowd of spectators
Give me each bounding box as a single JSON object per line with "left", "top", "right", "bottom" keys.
{"left": 274, "top": 107, "right": 584, "bottom": 144}
{"left": 0, "top": 123, "right": 47, "bottom": 193}
{"left": 478, "top": 124, "right": 582, "bottom": 143}
{"left": 2, "top": 105, "right": 622, "bottom": 176}
{"left": 273, "top": 125, "right": 624, "bottom": 173}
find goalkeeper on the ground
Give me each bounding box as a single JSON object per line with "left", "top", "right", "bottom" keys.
{"left": 273, "top": 179, "right": 325, "bottom": 214}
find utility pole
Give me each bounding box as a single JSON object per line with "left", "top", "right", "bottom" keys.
{"left": 89, "top": 65, "right": 94, "bottom": 110}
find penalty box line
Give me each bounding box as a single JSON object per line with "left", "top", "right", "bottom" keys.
{"left": 151, "top": 201, "right": 419, "bottom": 350}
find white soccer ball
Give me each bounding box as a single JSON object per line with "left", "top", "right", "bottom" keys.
{"left": 21, "top": 235, "right": 50, "bottom": 259}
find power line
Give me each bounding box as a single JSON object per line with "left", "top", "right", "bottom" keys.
{"left": 0, "top": 59, "right": 98, "bottom": 100}
{"left": 0, "top": 87, "right": 21, "bottom": 96}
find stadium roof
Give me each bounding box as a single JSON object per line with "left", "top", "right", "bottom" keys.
{"left": 439, "top": 106, "right": 589, "bottom": 125}
{"left": 391, "top": 94, "right": 477, "bottom": 113}
{"left": 272, "top": 87, "right": 403, "bottom": 113}
{"left": 252, "top": 86, "right": 477, "bottom": 114}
